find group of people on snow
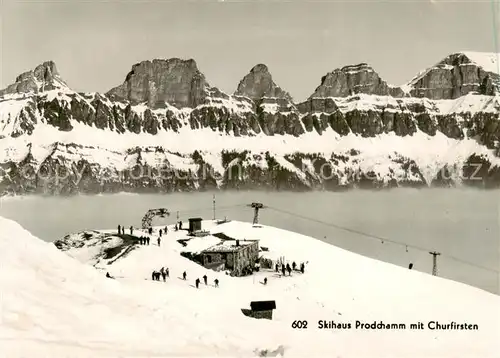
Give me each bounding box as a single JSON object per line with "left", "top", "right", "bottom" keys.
{"left": 174, "top": 221, "right": 183, "bottom": 231}
{"left": 275, "top": 261, "right": 305, "bottom": 276}
{"left": 139, "top": 236, "right": 151, "bottom": 245}
{"left": 152, "top": 267, "right": 170, "bottom": 281}
{"left": 117, "top": 225, "right": 134, "bottom": 236}
{"left": 182, "top": 271, "right": 219, "bottom": 288}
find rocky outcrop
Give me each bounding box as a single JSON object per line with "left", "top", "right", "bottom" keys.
{"left": 407, "top": 52, "right": 500, "bottom": 100}
{"left": 1, "top": 52, "right": 500, "bottom": 196}
{"left": 235, "top": 64, "right": 292, "bottom": 103}
{"left": 0, "top": 61, "right": 69, "bottom": 96}
{"left": 307, "top": 63, "right": 403, "bottom": 99}
{"left": 106, "top": 58, "right": 215, "bottom": 109}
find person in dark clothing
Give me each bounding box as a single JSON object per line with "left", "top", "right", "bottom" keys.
{"left": 275, "top": 263, "right": 279, "bottom": 272}
{"left": 139, "top": 237, "right": 143, "bottom": 245}
{"left": 281, "top": 266, "right": 286, "bottom": 276}
{"left": 263, "top": 277, "right": 267, "bottom": 285}
{"left": 174, "top": 224, "right": 178, "bottom": 231}
{"left": 183, "top": 271, "right": 187, "bottom": 280}
{"left": 203, "top": 275, "right": 207, "bottom": 285}
{"left": 179, "top": 221, "right": 183, "bottom": 230}
{"left": 165, "top": 268, "right": 169, "bottom": 278}
{"left": 164, "top": 226, "right": 168, "bottom": 235}
{"left": 300, "top": 263, "right": 305, "bottom": 274}
{"left": 286, "top": 263, "right": 292, "bottom": 275}
{"left": 195, "top": 278, "right": 200, "bottom": 288}
{"left": 292, "top": 262, "right": 296, "bottom": 271}
{"left": 148, "top": 227, "right": 153, "bottom": 235}
{"left": 147, "top": 237, "right": 150, "bottom": 245}
{"left": 214, "top": 278, "right": 219, "bottom": 287}
{"left": 159, "top": 229, "right": 163, "bottom": 237}
{"left": 152, "top": 271, "right": 156, "bottom": 281}
{"left": 161, "top": 270, "right": 166, "bottom": 281}
{"left": 129, "top": 226, "right": 133, "bottom": 235}
{"left": 157, "top": 237, "right": 161, "bottom": 247}
{"left": 118, "top": 225, "right": 121, "bottom": 235}
{"left": 408, "top": 263, "right": 413, "bottom": 270}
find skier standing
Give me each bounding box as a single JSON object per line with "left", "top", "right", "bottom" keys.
{"left": 203, "top": 274, "right": 207, "bottom": 285}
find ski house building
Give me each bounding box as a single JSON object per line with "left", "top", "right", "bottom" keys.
{"left": 200, "top": 238, "right": 259, "bottom": 276}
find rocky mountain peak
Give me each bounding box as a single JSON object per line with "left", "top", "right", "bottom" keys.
{"left": 106, "top": 58, "right": 212, "bottom": 109}
{"left": 250, "top": 63, "right": 269, "bottom": 74}
{"left": 308, "top": 62, "right": 403, "bottom": 100}
{"left": 406, "top": 52, "right": 500, "bottom": 99}
{"left": 0, "top": 61, "right": 69, "bottom": 97}
{"left": 234, "top": 63, "right": 293, "bottom": 103}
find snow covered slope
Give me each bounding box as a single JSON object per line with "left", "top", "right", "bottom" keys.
{"left": 39, "top": 218, "right": 500, "bottom": 357}
{"left": 1, "top": 52, "right": 500, "bottom": 195}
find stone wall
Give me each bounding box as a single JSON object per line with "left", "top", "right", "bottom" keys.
{"left": 241, "top": 309, "right": 273, "bottom": 320}
{"left": 202, "top": 253, "right": 223, "bottom": 266}
{"left": 232, "top": 241, "right": 259, "bottom": 276}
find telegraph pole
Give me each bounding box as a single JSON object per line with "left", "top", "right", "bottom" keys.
{"left": 213, "top": 194, "right": 216, "bottom": 220}
{"left": 429, "top": 251, "right": 441, "bottom": 276}
{"left": 249, "top": 202, "right": 265, "bottom": 225}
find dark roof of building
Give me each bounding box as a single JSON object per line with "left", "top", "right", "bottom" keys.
{"left": 201, "top": 239, "right": 258, "bottom": 253}
{"left": 189, "top": 217, "right": 203, "bottom": 221}
{"left": 212, "top": 232, "right": 234, "bottom": 241}
{"left": 250, "top": 301, "right": 276, "bottom": 311}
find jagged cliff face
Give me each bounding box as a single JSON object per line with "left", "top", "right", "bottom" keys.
{"left": 235, "top": 64, "right": 293, "bottom": 104}
{"left": 305, "top": 63, "right": 404, "bottom": 100}
{"left": 0, "top": 61, "right": 68, "bottom": 96}
{"left": 107, "top": 58, "right": 218, "bottom": 109}
{"left": 1, "top": 52, "right": 500, "bottom": 196}
{"left": 407, "top": 52, "right": 500, "bottom": 100}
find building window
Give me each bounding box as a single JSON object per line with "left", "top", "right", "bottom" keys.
{"left": 207, "top": 255, "right": 212, "bottom": 263}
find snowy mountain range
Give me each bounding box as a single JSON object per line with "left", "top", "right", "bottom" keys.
{"left": 1, "top": 52, "right": 500, "bottom": 195}
{"left": 2, "top": 216, "right": 498, "bottom": 357}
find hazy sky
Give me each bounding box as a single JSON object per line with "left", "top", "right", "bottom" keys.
{"left": 0, "top": 0, "right": 499, "bottom": 101}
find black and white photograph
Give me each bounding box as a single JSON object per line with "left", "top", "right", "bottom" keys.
{"left": 0, "top": 0, "right": 499, "bottom": 356}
